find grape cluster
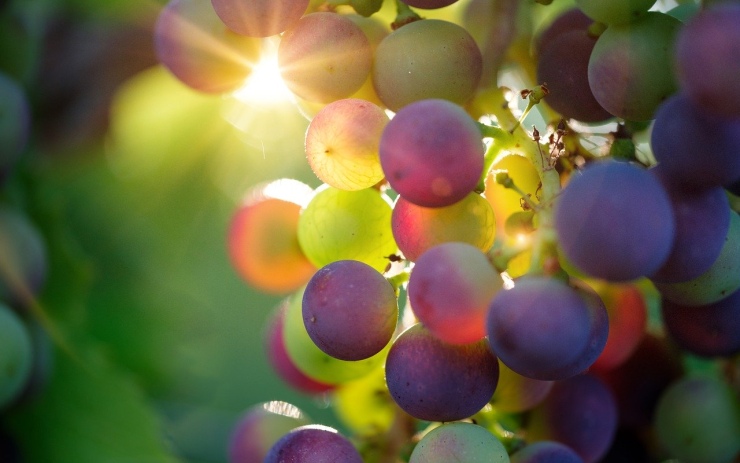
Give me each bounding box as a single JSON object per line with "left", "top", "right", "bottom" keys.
{"left": 152, "top": 0, "right": 740, "bottom": 461}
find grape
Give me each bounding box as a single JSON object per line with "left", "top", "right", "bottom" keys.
{"left": 264, "top": 301, "right": 335, "bottom": 395}
{"left": 227, "top": 401, "right": 311, "bottom": 463}
{"left": 409, "top": 422, "right": 509, "bottom": 463}
{"left": 484, "top": 154, "right": 540, "bottom": 239}
{"left": 379, "top": 99, "right": 484, "bottom": 208}
{"left": 675, "top": 3, "right": 740, "bottom": 118}
{"left": 510, "top": 441, "right": 585, "bottom": 463}
{"left": 332, "top": 366, "right": 396, "bottom": 436}
{"left": 210, "top": 0, "right": 309, "bottom": 37}
{"left": 407, "top": 242, "right": 502, "bottom": 344}
{"left": 574, "top": 0, "right": 657, "bottom": 25}
{"left": 401, "top": 0, "right": 459, "bottom": 9}
{"left": 653, "top": 211, "right": 740, "bottom": 307}
{"left": 283, "top": 287, "right": 388, "bottom": 384}
{"left": 536, "top": 30, "right": 612, "bottom": 123}
{"left": 228, "top": 179, "right": 316, "bottom": 294}
{"left": 661, "top": 287, "right": 740, "bottom": 357}
{"left": 372, "top": 20, "right": 482, "bottom": 112}
{"left": 278, "top": 12, "right": 372, "bottom": 104}
{"left": 392, "top": 193, "right": 495, "bottom": 262}
{"left": 304, "top": 98, "right": 389, "bottom": 191}
{"left": 654, "top": 375, "right": 740, "bottom": 463}
{"left": 526, "top": 374, "right": 618, "bottom": 463}
{"left": 384, "top": 323, "right": 499, "bottom": 422}
{"left": 554, "top": 160, "right": 675, "bottom": 282}
{"left": 650, "top": 93, "right": 740, "bottom": 189}
{"left": 302, "top": 260, "right": 397, "bottom": 361}
{"left": 153, "top": 0, "right": 261, "bottom": 94}
{"left": 588, "top": 12, "right": 681, "bottom": 121}
{"left": 297, "top": 185, "right": 397, "bottom": 273}
{"left": 534, "top": 8, "right": 593, "bottom": 55}
{"left": 0, "top": 207, "right": 48, "bottom": 310}
{"left": 648, "top": 165, "right": 731, "bottom": 283}
{"left": 0, "top": 303, "right": 32, "bottom": 409}
{"left": 0, "top": 72, "right": 30, "bottom": 184}
{"left": 490, "top": 360, "right": 553, "bottom": 413}
{"left": 264, "top": 424, "right": 362, "bottom": 463}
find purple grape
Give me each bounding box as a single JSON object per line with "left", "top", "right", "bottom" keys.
{"left": 486, "top": 276, "right": 607, "bottom": 381}
{"left": 661, "top": 287, "right": 740, "bottom": 357}
{"left": 535, "top": 8, "right": 593, "bottom": 55}
{"left": 510, "top": 441, "right": 585, "bottom": 463}
{"left": 648, "top": 165, "right": 731, "bottom": 283}
{"left": 651, "top": 93, "right": 740, "bottom": 189}
{"left": 675, "top": 3, "right": 740, "bottom": 118}
{"left": 536, "top": 30, "right": 612, "bottom": 123}
{"left": 302, "top": 260, "right": 398, "bottom": 361}
{"left": 210, "top": 0, "right": 309, "bottom": 37}
{"left": 527, "top": 374, "right": 618, "bottom": 463}
{"left": 401, "top": 0, "right": 458, "bottom": 8}
{"left": 264, "top": 425, "right": 362, "bottom": 463}
{"left": 554, "top": 160, "right": 675, "bottom": 282}
{"left": 384, "top": 323, "right": 499, "bottom": 422}
{"left": 379, "top": 99, "right": 484, "bottom": 208}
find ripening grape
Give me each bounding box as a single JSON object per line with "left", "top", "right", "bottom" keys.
{"left": 575, "top": 0, "right": 657, "bottom": 25}
{"left": 407, "top": 242, "right": 502, "bottom": 344}
{"left": 554, "top": 160, "right": 675, "bottom": 282}
{"left": 0, "top": 304, "right": 32, "bottom": 409}
{"left": 372, "top": 19, "right": 482, "bottom": 112}
{"left": 490, "top": 360, "right": 553, "bottom": 413}
{"left": 675, "top": 3, "right": 740, "bottom": 118}
{"left": 302, "top": 260, "right": 397, "bottom": 361}
{"left": 278, "top": 12, "right": 372, "bottom": 104}
{"left": 650, "top": 93, "right": 740, "bottom": 189}
{"left": 588, "top": 12, "right": 681, "bottom": 121}
{"left": 0, "top": 207, "right": 48, "bottom": 310}
{"left": 486, "top": 276, "right": 608, "bottom": 381}
{"left": 304, "top": 98, "right": 389, "bottom": 191}
{"left": 409, "top": 422, "right": 510, "bottom": 463}
{"left": 264, "top": 425, "right": 362, "bottom": 463}
{"left": 379, "top": 99, "right": 484, "bottom": 208}
{"left": 153, "top": 0, "right": 261, "bottom": 93}
{"left": 210, "top": 0, "right": 309, "bottom": 37}
{"left": 510, "top": 441, "right": 585, "bottom": 463}
{"left": 653, "top": 211, "right": 740, "bottom": 307}
{"left": 484, "top": 154, "right": 540, "bottom": 238}
{"left": 228, "top": 179, "right": 316, "bottom": 294}
{"left": 332, "top": 366, "right": 396, "bottom": 436}
{"left": 526, "top": 374, "right": 618, "bottom": 463}
{"left": 534, "top": 8, "right": 593, "bottom": 55}
{"left": 392, "top": 193, "right": 495, "bottom": 262}
{"left": 0, "top": 72, "right": 30, "bottom": 184}
{"left": 401, "top": 0, "right": 459, "bottom": 9}
{"left": 385, "top": 323, "right": 499, "bottom": 422}
{"left": 297, "top": 185, "right": 397, "bottom": 272}
{"left": 227, "top": 401, "right": 311, "bottom": 463}
{"left": 654, "top": 375, "right": 740, "bottom": 463}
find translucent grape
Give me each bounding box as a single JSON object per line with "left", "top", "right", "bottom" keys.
{"left": 407, "top": 242, "right": 502, "bottom": 344}
{"left": 302, "top": 260, "right": 397, "bottom": 361}
{"left": 588, "top": 12, "right": 681, "bottom": 121}
{"left": 575, "top": 0, "right": 657, "bottom": 25}
{"left": 332, "top": 366, "right": 396, "bottom": 436}
{"left": 0, "top": 303, "right": 32, "bottom": 409}
{"left": 0, "top": 72, "right": 30, "bottom": 184}
{"left": 372, "top": 19, "right": 482, "bottom": 112}
{"left": 211, "top": 0, "right": 309, "bottom": 37}
{"left": 392, "top": 193, "right": 495, "bottom": 262}
{"left": 409, "top": 422, "right": 509, "bottom": 463}
{"left": 297, "top": 185, "right": 397, "bottom": 273}
{"left": 490, "top": 360, "right": 553, "bottom": 413}
{"left": 385, "top": 323, "right": 499, "bottom": 422}
{"left": 264, "top": 425, "right": 362, "bottom": 463}
{"left": 484, "top": 154, "right": 540, "bottom": 238}
{"left": 0, "top": 207, "right": 48, "bottom": 310}
{"left": 304, "top": 98, "right": 389, "bottom": 191}
{"left": 379, "top": 99, "right": 484, "bottom": 208}
{"left": 554, "top": 160, "right": 675, "bottom": 282}
{"left": 278, "top": 12, "right": 372, "bottom": 104}
{"left": 153, "top": 0, "right": 261, "bottom": 93}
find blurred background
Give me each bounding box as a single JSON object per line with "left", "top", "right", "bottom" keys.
{"left": 0, "top": 0, "right": 340, "bottom": 461}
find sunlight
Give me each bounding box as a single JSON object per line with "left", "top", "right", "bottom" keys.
{"left": 232, "top": 39, "right": 293, "bottom": 105}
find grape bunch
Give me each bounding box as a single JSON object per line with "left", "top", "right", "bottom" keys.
{"left": 153, "top": 0, "right": 740, "bottom": 461}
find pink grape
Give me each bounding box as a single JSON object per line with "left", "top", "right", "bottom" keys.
{"left": 211, "top": 0, "right": 309, "bottom": 37}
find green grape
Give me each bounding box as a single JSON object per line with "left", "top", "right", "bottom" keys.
{"left": 654, "top": 212, "right": 740, "bottom": 307}
{"left": 0, "top": 304, "right": 32, "bottom": 409}
{"left": 332, "top": 366, "right": 396, "bottom": 436}
{"left": 575, "top": 0, "right": 657, "bottom": 25}
{"left": 297, "top": 186, "right": 397, "bottom": 272}
{"left": 409, "top": 422, "right": 510, "bottom": 463}
{"left": 282, "top": 287, "right": 389, "bottom": 384}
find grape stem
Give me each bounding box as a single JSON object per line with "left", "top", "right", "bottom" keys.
{"left": 391, "top": 0, "right": 422, "bottom": 29}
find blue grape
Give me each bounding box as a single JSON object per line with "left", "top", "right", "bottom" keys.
{"left": 510, "top": 441, "right": 585, "bottom": 463}
{"left": 554, "top": 160, "right": 675, "bottom": 282}
{"left": 264, "top": 425, "right": 362, "bottom": 463}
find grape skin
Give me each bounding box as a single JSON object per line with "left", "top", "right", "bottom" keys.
{"left": 379, "top": 99, "right": 484, "bottom": 208}
{"left": 0, "top": 303, "right": 32, "bottom": 409}
{"left": 575, "top": 0, "right": 657, "bottom": 25}
{"left": 401, "top": 0, "right": 459, "bottom": 9}
{"left": 210, "top": 0, "right": 309, "bottom": 38}
{"left": 0, "top": 73, "right": 30, "bottom": 184}
{"left": 409, "top": 422, "right": 509, "bottom": 463}
{"left": 490, "top": 360, "right": 553, "bottom": 413}
{"left": 510, "top": 441, "right": 585, "bottom": 463}
{"left": 264, "top": 425, "right": 363, "bottom": 463}
{"left": 534, "top": 8, "right": 593, "bottom": 55}
{"left": 0, "top": 207, "right": 48, "bottom": 310}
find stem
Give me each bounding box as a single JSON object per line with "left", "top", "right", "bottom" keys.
{"left": 392, "top": 0, "right": 422, "bottom": 29}
{"left": 387, "top": 269, "right": 410, "bottom": 292}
